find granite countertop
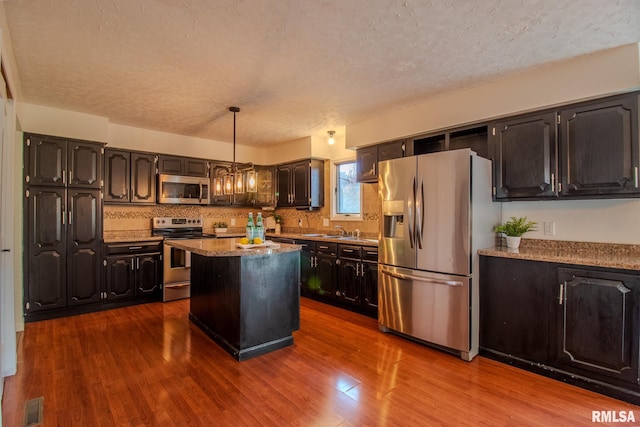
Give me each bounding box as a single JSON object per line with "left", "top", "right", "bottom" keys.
{"left": 103, "top": 231, "right": 164, "bottom": 243}
{"left": 164, "top": 237, "right": 301, "bottom": 257}
{"left": 478, "top": 239, "right": 640, "bottom": 271}
{"left": 267, "top": 232, "right": 379, "bottom": 247}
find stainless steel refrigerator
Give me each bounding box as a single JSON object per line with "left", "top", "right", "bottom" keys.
{"left": 378, "top": 148, "right": 500, "bottom": 361}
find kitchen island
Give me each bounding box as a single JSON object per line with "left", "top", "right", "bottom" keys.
{"left": 164, "top": 238, "right": 301, "bottom": 361}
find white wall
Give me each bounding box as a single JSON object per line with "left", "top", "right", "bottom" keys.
{"left": 502, "top": 199, "right": 640, "bottom": 244}
{"left": 20, "top": 103, "right": 109, "bottom": 143}
{"left": 108, "top": 123, "right": 270, "bottom": 164}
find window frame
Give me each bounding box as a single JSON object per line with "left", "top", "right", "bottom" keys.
{"left": 330, "top": 157, "right": 362, "bottom": 222}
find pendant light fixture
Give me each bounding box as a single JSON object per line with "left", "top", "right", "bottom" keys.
{"left": 213, "top": 106, "right": 257, "bottom": 196}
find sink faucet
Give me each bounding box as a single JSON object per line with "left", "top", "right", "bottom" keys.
{"left": 335, "top": 225, "right": 347, "bottom": 236}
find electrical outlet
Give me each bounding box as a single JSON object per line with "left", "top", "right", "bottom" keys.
{"left": 544, "top": 221, "right": 555, "bottom": 236}
{"left": 230, "top": 218, "right": 236, "bottom": 226}
{"left": 323, "top": 218, "right": 329, "bottom": 227}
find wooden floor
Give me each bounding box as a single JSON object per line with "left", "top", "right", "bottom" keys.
{"left": 2, "top": 298, "right": 638, "bottom": 426}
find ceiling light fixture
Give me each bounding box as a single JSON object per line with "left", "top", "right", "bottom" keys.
{"left": 327, "top": 130, "right": 336, "bottom": 145}
{"left": 214, "top": 106, "right": 256, "bottom": 196}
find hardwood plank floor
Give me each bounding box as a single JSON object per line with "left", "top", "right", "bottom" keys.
{"left": 2, "top": 297, "right": 638, "bottom": 426}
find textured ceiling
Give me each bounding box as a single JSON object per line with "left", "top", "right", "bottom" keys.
{"left": 4, "top": 0, "right": 640, "bottom": 146}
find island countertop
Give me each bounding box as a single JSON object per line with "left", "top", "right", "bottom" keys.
{"left": 164, "top": 238, "right": 301, "bottom": 257}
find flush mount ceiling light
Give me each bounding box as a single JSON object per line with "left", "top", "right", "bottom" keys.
{"left": 213, "top": 106, "right": 256, "bottom": 196}
{"left": 327, "top": 130, "right": 336, "bottom": 145}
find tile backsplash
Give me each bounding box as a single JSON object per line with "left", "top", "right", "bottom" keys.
{"left": 104, "top": 161, "right": 381, "bottom": 238}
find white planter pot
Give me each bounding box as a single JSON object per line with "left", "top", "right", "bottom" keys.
{"left": 505, "top": 236, "right": 521, "bottom": 249}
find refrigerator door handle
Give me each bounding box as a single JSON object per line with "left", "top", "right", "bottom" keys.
{"left": 380, "top": 267, "right": 463, "bottom": 287}
{"left": 407, "top": 176, "right": 415, "bottom": 248}
{"left": 415, "top": 175, "right": 424, "bottom": 249}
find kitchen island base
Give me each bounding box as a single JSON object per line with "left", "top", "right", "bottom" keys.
{"left": 189, "top": 249, "right": 300, "bottom": 361}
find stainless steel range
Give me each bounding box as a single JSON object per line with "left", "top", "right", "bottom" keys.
{"left": 152, "top": 217, "right": 208, "bottom": 302}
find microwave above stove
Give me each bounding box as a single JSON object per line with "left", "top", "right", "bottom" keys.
{"left": 157, "top": 174, "right": 210, "bottom": 205}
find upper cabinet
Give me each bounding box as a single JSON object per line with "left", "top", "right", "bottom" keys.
{"left": 276, "top": 159, "right": 324, "bottom": 209}
{"left": 250, "top": 165, "right": 276, "bottom": 207}
{"left": 491, "top": 92, "right": 640, "bottom": 201}
{"left": 104, "top": 149, "right": 156, "bottom": 204}
{"left": 158, "top": 155, "right": 208, "bottom": 177}
{"left": 356, "top": 139, "right": 405, "bottom": 183}
{"left": 491, "top": 112, "right": 558, "bottom": 199}
{"left": 560, "top": 94, "right": 639, "bottom": 197}
{"left": 26, "top": 133, "right": 103, "bottom": 189}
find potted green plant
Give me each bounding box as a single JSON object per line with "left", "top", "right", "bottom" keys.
{"left": 213, "top": 221, "right": 228, "bottom": 233}
{"left": 493, "top": 216, "right": 537, "bottom": 249}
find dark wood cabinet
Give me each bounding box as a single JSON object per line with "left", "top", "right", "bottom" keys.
{"left": 158, "top": 155, "right": 208, "bottom": 177}
{"left": 276, "top": 164, "right": 293, "bottom": 207}
{"left": 299, "top": 240, "right": 337, "bottom": 299}
{"left": 26, "top": 133, "right": 102, "bottom": 189}
{"left": 105, "top": 256, "right": 136, "bottom": 300}
{"left": 491, "top": 92, "right": 640, "bottom": 201}
{"left": 26, "top": 187, "right": 67, "bottom": 312}
{"left": 104, "top": 149, "right": 156, "bottom": 204}
{"left": 490, "top": 112, "right": 558, "bottom": 199}
{"left": 104, "top": 241, "right": 162, "bottom": 301}
{"left": 560, "top": 94, "right": 640, "bottom": 197}
{"left": 356, "top": 140, "right": 405, "bottom": 183}
{"left": 250, "top": 165, "right": 275, "bottom": 207}
{"left": 24, "top": 134, "right": 104, "bottom": 320}
{"left": 276, "top": 159, "right": 324, "bottom": 208}
{"left": 480, "top": 255, "right": 640, "bottom": 404}
{"left": 479, "top": 256, "right": 553, "bottom": 363}
{"left": 337, "top": 244, "right": 378, "bottom": 317}
{"left": 557, "top": 267, "right": 640, "bottom": 386}
{"left": 356, "top": 145, "right": 378, "bottom": 183}
{"left": 66, "top": 189, "right": 102, "bottom": 306}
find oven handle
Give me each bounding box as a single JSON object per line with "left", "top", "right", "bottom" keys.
{"left": 185, "top": 250, "right": 191, "bottom": 268}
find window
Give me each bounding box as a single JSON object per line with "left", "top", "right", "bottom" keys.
{"left": 331, "top": 160, "right": 361, "bottom": 221}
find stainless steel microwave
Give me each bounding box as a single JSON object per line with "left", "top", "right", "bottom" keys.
{"left": 157, "top": 174, "right": 210, "bottom": 205}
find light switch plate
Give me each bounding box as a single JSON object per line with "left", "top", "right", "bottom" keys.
{"left": 230, "top": 218, "right": 236, "bottom": 226}
{"left": 323, "top": 218, "right": 329, "bottom": 227}
{"left": 544, "top": 221, "right": 555, "bottom": 235}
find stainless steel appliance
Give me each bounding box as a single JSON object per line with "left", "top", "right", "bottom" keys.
{"left": 152, "top": 217, "right": 208, "bottom": 301}
{"left": 378, "top": 149, "right": 500, "bottom": 361}
{"left": 157, "top": 174, "right": 210, "bottom": 205}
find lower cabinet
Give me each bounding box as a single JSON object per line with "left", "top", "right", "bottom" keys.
{"left": 480, "top": 255, "right": 640, "bottom": 404}
{"left": 557, "top": 267, "right": 640, "bottom": 386}
{"left": 272, "top": 237, "right": 378, "bottom": 318}
{"left": 336, "top": 244, "right": 378, "bottom": 317}
{"left": 104, "top": 241, "right": 162, "bottom": 301}
{"left": 298, "top": 240, "right": 338, "bottom": 300}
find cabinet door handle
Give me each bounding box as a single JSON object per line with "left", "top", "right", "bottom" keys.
{"left": 128, "top": 246, "right": 143, "bottom": 250}
{"left": 634, "top": 167, "right": 638, "bottom": 188}
{"left": 131, "top": 260, "right": 135, "bottom": 271}
{"left": 68, "top": 209, "right": 72, "bottom": 225}
{"left": 61, "top": 207, "right": 66, "bottom": 225}
{"left": 69, "top": 170, "right": 72, "bottom": 185}
{"left": 373, "top": 162, "right": 376, "bottom": 176}
{"left": 62, "top": 170, "right": 66, "bottom": 185}
{"left": 137, "top": 258, "right": 140, "bottom": 270}
{"left": 558, "top": 282, "right": 564, "bottom": 305}
{"left": 356, "top": 263, "right": 360, "bottom": 276}
{"left": 551, "top": 173, "right": 555, "bottom": 192}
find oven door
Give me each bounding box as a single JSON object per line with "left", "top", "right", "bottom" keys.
{"left": 163, "top": 241, "right": 191, "bottom": 301}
